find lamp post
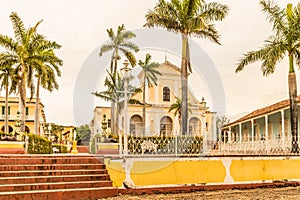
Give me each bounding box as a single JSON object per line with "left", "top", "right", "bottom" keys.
{"left": 201, "top": 97, "right": 208, "bottom": 154}
{"left": 47, "top": 124, "right": 52, "bottom": 141}
{"left": 101, "top": 114, "right": 108, "bottom": 142}
{"left": 121, "top": 60, "right": 131, "bottom": 155}
{"left": 15, "top": 111, "right": 21, "bottom": 140}
{"left": 71, "top": 127, "right": 78, "bottom": 154}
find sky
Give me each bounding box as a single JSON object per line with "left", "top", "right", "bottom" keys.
{"left": 0, "top": 0, "right": 299, "bottom": 126}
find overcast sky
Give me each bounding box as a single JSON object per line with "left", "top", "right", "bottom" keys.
{"left": 0, "top": 0, "right": 299, "bottom": 126}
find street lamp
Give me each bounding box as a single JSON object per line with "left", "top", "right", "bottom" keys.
{"left": 120, "top": 60, "right": 131, "bottom": 155}
{"left": 47, "top": 124, "right": 52, "bottom": 141}
{"left": 15, "top": 111, "right": 21, "bottom": 140}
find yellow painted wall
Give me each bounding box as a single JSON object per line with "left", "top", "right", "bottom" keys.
{"left": 231, "top": 159, "right": 300, "bottom": 182}
{"left": 130, "top": 160, "right": 226, "bottom": 186}
{"left": 106, "top": 157, "right": 300, "bottom": 188}
{"left": 0, "top": 97, "right": 44, "bottom": 133}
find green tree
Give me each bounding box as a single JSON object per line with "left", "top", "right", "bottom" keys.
{"left": 33, "top": 37, "right": 63, "bottom": 135}
{"left": 145, "top": 0, "right": 229, "bottom": 135}
{"left": 236, "top": 1, "right": 300, "bottom": 152}
{"left": 99, "top": 24, "right": 139, "bottom": 134}
{"left": 138, "top": 53, "right": 161, "bottom": 135}
{"left": 0, "top": 12, "right": 47, "bottom": 132}
{"left": 93, "top": 71, "right": 142, "bottom": 134}
{"left": 168, "top": 96, "right": 192, "bottom": 127}
{"left": 76, "top": 124, "right": 91, "bottom": 145}
{"left": 0, "top": 64, "right": 16, "bottom": 134}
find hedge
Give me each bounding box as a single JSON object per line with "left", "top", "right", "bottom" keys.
{"left": 26, "top": 133, "right": 52, "bottom": 154}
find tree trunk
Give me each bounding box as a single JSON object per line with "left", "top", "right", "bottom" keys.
{"left": 181, "top": 33, "right": 188, "bottom": 135}
{"left": 116, "top": 102, "right": 120, "bottom": 135}
{"left": 111, "top": 101, "right": 116, "bottom": 134}
{"left": 34, "top": 77, "right": 40, "bottom": 135}
{"left": 288, "top": 54, "right": 299, "bottom": 153}
{"left": 4, "top": 84, "right": 9, "bottom": 134}
{"left": 143, "top": 76, "right": 146, "bottom": 136}
{"left": 289, "top": 72, "right": 299, "bottom": 153}
{"left": 19, "top": 73, "right": 26, "bottom": 133}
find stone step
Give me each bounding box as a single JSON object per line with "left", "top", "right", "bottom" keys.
{"left": 0, "top": 181, "right": 113, "bottom": 192}
{"left": 0, "top": 157, "right": 103, "bottom": 165}
{"left": 0, "top": 163, "right": 106, "bottom": 171}
{"left": 0, "top": 174, "right": 110, "bottom": 184}
{"left": 0, "top": 169, "right": 107, "bottom": 177}
{"left": 0, "top": 187, "right": 118, "bottom": 200}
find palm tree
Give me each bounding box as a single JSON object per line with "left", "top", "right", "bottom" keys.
{"left": 0, "top": 12, "right": 45, "bottom": 132}
{"left": 145, "top": 0, "right": 229, "bottom": 135}
{"left": 138, "top": 53, "right": 161, "bottom": 135}
{"left": 0, "top": 64, "right": 16, "bottom": 134}
{"left": 236, "top": 1, "right": 300, "bottom": 153}
{"left": 99, "top": 24, "right": 139, "bottom": 134}
{"left": 93, "top": 71, "right": 141, "bottom": 135}
{"left": 168, "top": 96, "right": 192, "bottom": 127}
{"left": 33, "top": 37, "right": 62, "bottom": 135}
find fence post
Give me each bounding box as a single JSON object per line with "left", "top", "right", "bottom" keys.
{"left": 119, "top": 132, "right": 123, "bottom": 158}
{"left": 175, "top": 136, "right": 178, "bottom": 156}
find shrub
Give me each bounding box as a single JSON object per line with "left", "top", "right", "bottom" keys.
{"left": 26, "top": 133, "right": 52, "bottom": 154}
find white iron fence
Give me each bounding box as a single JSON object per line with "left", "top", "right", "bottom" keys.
{"left": 93, "top": 134, "right": 300, "bottom": 157}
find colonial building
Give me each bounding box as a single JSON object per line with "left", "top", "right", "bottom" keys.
{"left": 221, "top": 96, "right": 300, "bottom": 145}
{"left": 0, "top": 96, "right": 45, "bottom": 134}
{"left": 91, "top": 61, "right": 216, "bottom": 141}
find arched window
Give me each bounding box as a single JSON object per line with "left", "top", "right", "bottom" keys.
{"left": 130, "top": 115, "right": 143, "bottom": 137}
{"left": 1, "top": 125, "right": 13, "bottom": 133}
{"left": 189, "top": 117, "right": 201, "bottom": 136}
{"left": 163, "top": 87, "right": 170, "bottom": 102}
{"left": 160, "top": 116, "right": 173, "bottom": 136}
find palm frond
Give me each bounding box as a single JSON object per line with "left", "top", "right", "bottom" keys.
{"left": 9, "top": 12, "right": 26, "bottom": 45}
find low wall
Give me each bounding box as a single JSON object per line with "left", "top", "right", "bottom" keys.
{"left": 0, "top": 141, "right": 25, "bottom": 154}
{"left": 104, "top": 156, "right": 300, "bottom": 187}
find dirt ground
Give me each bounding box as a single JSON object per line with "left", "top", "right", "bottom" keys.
{"left": 104, "top": 186, "right": 300, "bottom": 200}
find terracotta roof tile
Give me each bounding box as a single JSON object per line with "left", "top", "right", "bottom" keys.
{"left": 224, "top": 96, "right": 300, "bottom": 127}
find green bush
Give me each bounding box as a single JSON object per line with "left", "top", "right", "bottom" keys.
{"left": 52, "top": 144, "right": 68, "bottom": 153}
{"left": 90, "top": 134, "right": 101, "bottom": 154}
{"left": 26, "top": 133, "right": 52, "bottom": 154}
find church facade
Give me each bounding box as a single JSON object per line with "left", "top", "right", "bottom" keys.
{"left": 91, "top": 61, "right": 216, "bottom": 142}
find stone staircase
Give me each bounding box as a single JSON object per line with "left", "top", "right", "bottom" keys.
{"left": 0, "top": 154, "right": 118, "bottom": 199}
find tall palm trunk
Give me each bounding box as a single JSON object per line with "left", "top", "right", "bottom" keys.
{"left": 143, "top": 76, "right": 146, "bottom": 136}
{"left": 112, "top": 50, "right": 118, "bottom": 134}
{"left": 110, "top": 101, "right": 116, "bottom": 134}
{"left": 288, "top": 55, "right": 299, "bottom": 153}
{"left": 116, "top": 102, "right": 120, "bottom": 134}
{"left": 181, "top": 33, "right": 188, "bottom": 135}
{"left": 4, "top": 84, "right": 9, "bottom": 134}
{"left": 34, "top": 77, "right": 40, "bottom": 135}
{"left": 19, "top": 74, "right": 26, "bottom": 133}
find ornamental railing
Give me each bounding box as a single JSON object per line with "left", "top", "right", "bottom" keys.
{"left": 216, "top": 136, "right": 300, "bottom": 155}
{"left": 124, "top": 135, "right": 204, "bottom": 156}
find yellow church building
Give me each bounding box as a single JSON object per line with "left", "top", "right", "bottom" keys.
{"left": 91, "top": 61, "right": 217, "bottom": 143}
{"left": 0, "top": 96, "right": 45, "bottom": 134}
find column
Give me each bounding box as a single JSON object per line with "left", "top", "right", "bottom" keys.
{"left": 239, "top": 123, "right": 242, "bottom": 143}
{"left": 228, "top": 127, "right": 231, "bottom": 143}
{"left": 251, "top": 119, "right": 254, "bottom": 151}
{"left": 281, "top": 109, "right": 285, "bottom": 149}
{"left": 265, "top": 115, "right": 268, "bottom": 152}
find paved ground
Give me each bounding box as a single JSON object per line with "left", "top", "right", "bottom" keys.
{"left": 104, "top": 186, "right": 300, "bottom": 199}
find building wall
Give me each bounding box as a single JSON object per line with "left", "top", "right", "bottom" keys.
{"left": 92, "top": 61, "right": 215, "bottom": 140}
{"left": 0, "top": 97, "right": 44, "bottom": 133}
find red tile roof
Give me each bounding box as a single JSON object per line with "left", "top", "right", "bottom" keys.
{"left": 224, "top": 96, "right": 300, "bottom": 127}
